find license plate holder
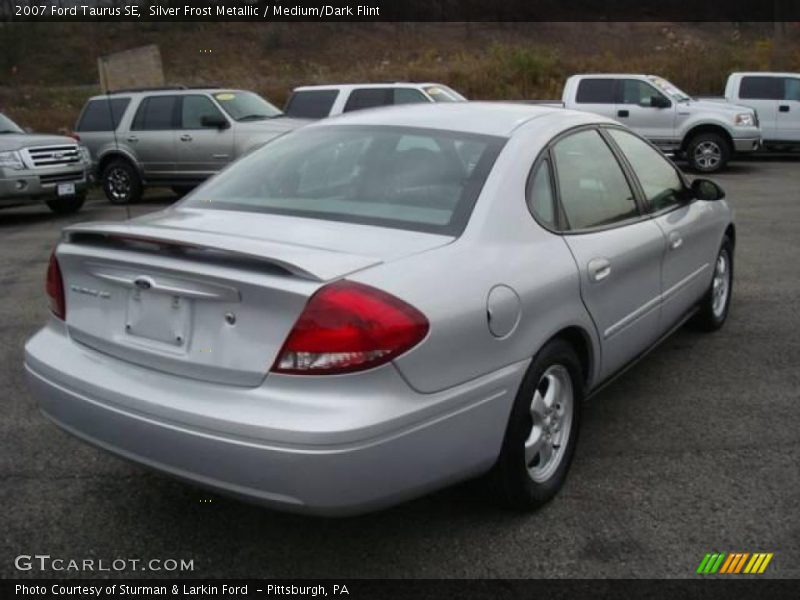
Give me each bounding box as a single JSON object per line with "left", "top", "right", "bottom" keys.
{"left": 57, "top": 182, "right": 76, "bottom": 197}
{"left": 126, "top": 289, "right": 190, "bottom": 347}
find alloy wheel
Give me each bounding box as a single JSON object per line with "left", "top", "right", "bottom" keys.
{"left": 525, "top": 364, "right": 574, "bottom": 483}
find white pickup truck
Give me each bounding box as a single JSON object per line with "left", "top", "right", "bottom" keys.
{"left": 721, "top": 72, "right": 800, "bottom": 150}
{"left": 560, "top": 74, "right": 762, "bottom": 172}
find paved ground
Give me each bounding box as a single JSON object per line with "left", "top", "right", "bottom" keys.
{"left": 1, "top": 159, "right": 798, "bottom": 579}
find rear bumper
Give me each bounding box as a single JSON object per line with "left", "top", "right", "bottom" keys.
{"left": 24, "top": 321, "right": 525, "bottom": 515}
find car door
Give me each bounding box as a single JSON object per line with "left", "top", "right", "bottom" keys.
{"left": 617, "top": 78, "right": 676, "bottom": 144}
{"left": 175, "top": 94, "right": 234, "bottom": 179}
{"left": 572, "top": 78, "right": 618, "bottom": 120}
{"left": 127, "top": 95, "right": 179, "bottom": 179}
{"left": 550, "top": 128, "right": 666, "bottom": 379}
{"left": 606, "top": 127, "right": 719, "bottom": 332}
{"left": 738, "top": 75, "right": 782, "bottom": 141}
{"left": 777, "top": 76, "right": 800, "bottom": 142}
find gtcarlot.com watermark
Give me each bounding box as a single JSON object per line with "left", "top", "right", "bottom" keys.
{"left": 14, "top": 554, "right": 195, "bottom": 573}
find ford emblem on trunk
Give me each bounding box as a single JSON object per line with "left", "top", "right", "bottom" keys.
{"left": 134, "top": 277, "right": 152, "bottom": 290}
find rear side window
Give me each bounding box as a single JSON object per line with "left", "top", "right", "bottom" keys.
{"left": 526, "top": 159, "right": 556, "bottom": 228}
{"left": 284, "top": 90, "right": 339, "bottom": 118}
{"left": 575, "top": 79, "right": 616, "bottom": 104}
{"left": 608, "top": 129, "right": 684, "bottom": 212}
{"left": 76, "top": 98, "right": 130, "bottom": 132}
{"left": 739, "top": 76, "right": 783, "bottom": 100}
{"left": 343, "top": 88, "right": 393, "bottom": 112}
{"left": 552, "top": 129, "right": 639, "bottom": 230}
{"left": 131, "top": 96, "right": 178, "bottom": 130}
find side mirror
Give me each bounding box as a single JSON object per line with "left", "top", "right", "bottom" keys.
{"left": 691, "top": 178, "right": 725, "bottom": 201}
{"left": 201, "top": 114, "right": 230, "bottom": 129}
{"left": 650, "top": 95, "right": 671, "bottom": 109}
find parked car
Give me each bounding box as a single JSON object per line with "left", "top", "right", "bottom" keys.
{"left": 74, "top": 87, "right": 309, "bottom": 205}
{"left": 25, "top": 103, "right": 734, "bottom": 516}
{"left": 0, "top": 112, "right": 90, "bottom": 214}
{"left": 720, "top": 72, "right": 800, "bottom": 151}
{"left": 283, "top": 82, "right": 466, "bottom": 119}
{"left": 559, "top": 74, "right": 761, "bottom": 173}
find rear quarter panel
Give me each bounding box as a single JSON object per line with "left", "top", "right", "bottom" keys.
{"left": 352, "top": 114, "right": 602, "bottom": 394}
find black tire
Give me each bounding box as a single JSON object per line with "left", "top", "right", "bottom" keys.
{"left": 491, "top": 338, "right": 583, "bottom": 510}
{"left": 690, "top": 236, "right": 733, "bottom": 331}
{"left": 46, "top": 192, "right": 85, "bottom": 215}
{"left": 102, "top": 159, "right": 142, "bottom": 205}
{"left": 686, "top": 132, "right": 731, "bottom": 174}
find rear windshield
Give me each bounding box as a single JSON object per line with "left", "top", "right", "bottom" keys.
{"left": 76, "top": 98, "right": 131, "bottom": 131}
{"left": 212, "top": 91, "right": 282, "bottom": 121}
{"left": 284, "top": 90, "right": 339, "bottom": 118}
{"left": 184, "top": 125, "right": 505, "bottom": 235}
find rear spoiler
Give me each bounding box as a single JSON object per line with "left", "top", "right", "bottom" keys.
{"left": 62, "top": 221, "right": 382, "bottom": 283}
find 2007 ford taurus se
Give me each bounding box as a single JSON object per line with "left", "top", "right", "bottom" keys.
{"left": 25, "top": 103, "right": 734, "bottom": 515}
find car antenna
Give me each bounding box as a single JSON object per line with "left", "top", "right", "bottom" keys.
{"left": 100, "top": 59, "right": 131, "bottom": 221}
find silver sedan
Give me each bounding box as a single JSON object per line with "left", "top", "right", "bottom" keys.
{"left": 24, "top": 103, "right": 734, "bottom": 515}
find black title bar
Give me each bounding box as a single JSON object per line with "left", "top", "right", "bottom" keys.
{"left": 3, "top": 0, "right": 800, "bottom": 22}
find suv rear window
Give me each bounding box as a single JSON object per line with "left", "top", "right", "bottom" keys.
{"left": 76, "top": 98, "right": 131, "bottom": 131}
{"left": 284, "top": 90, "right": 339, "bottom": 118}
{"left": 575, "top": 79, "right": 616, "bottom": 104}
{"left": 184, "top": 125, "right": 506, "bottom": 235}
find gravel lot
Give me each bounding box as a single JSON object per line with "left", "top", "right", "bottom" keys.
{"left": 1, "top": 158, "right": 798, "bottom": 579}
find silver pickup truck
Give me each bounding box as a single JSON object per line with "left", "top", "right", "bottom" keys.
{"left": 560, "top": 74, "right": 762, "bottom": 172}
{"left": 0, "top": 112, "right": 90, "bottom": 214}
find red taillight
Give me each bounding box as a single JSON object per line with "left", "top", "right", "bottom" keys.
{"left": 46, "top": 250, "right": 66, "bottom": 320}
{"left": 272, "top": 281, "right": 429, "bottom": 375}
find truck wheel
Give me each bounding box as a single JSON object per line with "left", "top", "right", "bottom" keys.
{"left": 102, "top": 159, "right": 142, "bottom": 205}
{"left": 686, "top": 133, "right": 730, "bottom": 173}
{"left": 490, "top": 338, "right": 583, "bottom": 510}
{"left": 46, "top": 193, "right": 86, "bottom": 215}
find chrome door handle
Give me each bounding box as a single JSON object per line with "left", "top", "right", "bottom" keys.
{"left": 669, "top": 233, "right": 683, "bottom": 250}
{"left": 126, "top": 136, "right": 138, "bottom": 142}
{"left": 588, "top": 258, "right": 611, "bottom": 282}
{"left": 180, "top": 134, "right": 193, "bottom": 142}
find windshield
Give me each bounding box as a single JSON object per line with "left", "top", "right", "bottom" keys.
{"left": 183, "top": 125, "right": 505, "bottom": 235}
{"left": 423, "top": 85, "right": 466, "bottom": 103}
{"left": 212, "top": 91, "right": 283, "bottom": 121}
{"left": 646, "top": 76, "right": 692, "bottom": 102}
{"left": 0, "top": 113, "right": 24, "bottom": 134}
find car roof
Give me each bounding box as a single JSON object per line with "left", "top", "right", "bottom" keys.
{"left": 87, "top": 88, "right": 248, "bottom": 101}
{"left": 568, "top": 73, "right": 659, "bottom": 79}
{"left": 729, "top": 71, "right": 799, "bottom": 77}
{"left": 292, "top": 83, "right": 447, "bottom": 92}
{"left": 305, "top": 102, "right": 609, "bottom": 137}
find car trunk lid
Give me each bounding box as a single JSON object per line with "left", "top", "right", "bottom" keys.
{"left": 57, "top": 214, "right": 451, "bottom": 387}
